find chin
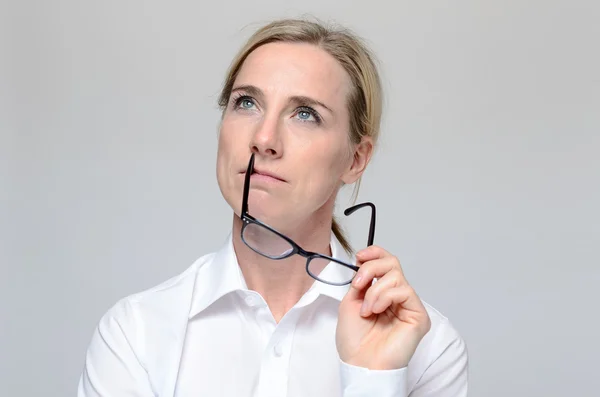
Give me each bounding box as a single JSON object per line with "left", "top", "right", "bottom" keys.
{"left": 248, "top": 198, "right": 280, "bottom": 220}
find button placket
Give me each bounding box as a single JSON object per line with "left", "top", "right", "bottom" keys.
{"left": 273, "top": 342, "right": 284, "bottom": 357}
{"left": 254, "top": 310, "right": 301, "bottom": 397}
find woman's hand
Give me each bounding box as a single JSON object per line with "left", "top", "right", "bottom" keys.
{"left": 336, "top": 245, "right": 431, "bottom": 370}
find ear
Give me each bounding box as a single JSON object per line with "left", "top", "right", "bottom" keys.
{"left": 341, "top": 136, "right": 374, "bottom": 184}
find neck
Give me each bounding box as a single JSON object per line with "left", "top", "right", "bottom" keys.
{"left": 231, "top": 212, "right": 333, "bottom": 322}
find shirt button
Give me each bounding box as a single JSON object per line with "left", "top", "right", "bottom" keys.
{"left": 244, "top": 295, "right": 256, "bottom": 307}
{"left": 273, "top": 343, "right": 283, "bottom": 357}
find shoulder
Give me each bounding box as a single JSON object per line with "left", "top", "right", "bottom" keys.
{"left": 92, "top": 251, "right": 216, "bottom": 351}
{"left": 79, "top": 252, "right": 218, "bottom": 396}
{"left": 124, "top": 251, "right": 215, "bottom": 310}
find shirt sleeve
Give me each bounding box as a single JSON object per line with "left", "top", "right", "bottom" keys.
{"left": 409, "top": 320, "right": 469, "bottom": 397}
{"left": 338, "top": 318, "right": 468, "bottom": 397}
{"left": 339, "top": 359, "right": 409, "bottom": 397}
{"left": 77, "top": 299, "right": 155, "bottom": 397}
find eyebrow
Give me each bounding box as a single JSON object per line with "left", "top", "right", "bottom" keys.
{"left": 231, "top": 84, "right": 334, "bottom": 115}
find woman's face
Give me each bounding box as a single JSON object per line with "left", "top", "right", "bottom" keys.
{"left": 216, "top": 42, "right": 368, "bottom": 232}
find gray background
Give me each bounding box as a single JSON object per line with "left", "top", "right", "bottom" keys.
{"left": 2, "top": 1, "right": 599, "bottom": 396}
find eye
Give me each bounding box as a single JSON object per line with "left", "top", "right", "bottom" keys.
{"left": 240, "top": 98, "right": 255, "bottom": 109}
{"left": 232, "top": 95, "right": 257, "bottom": 111}
{"left": 294, "top": 107, "right": 322, "bottom": 124}
{"left": 298, "top": 110, "right": 312, "bottom": 120}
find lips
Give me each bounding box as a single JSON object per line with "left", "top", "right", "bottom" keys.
{"left": 252, "top": 168, "right": 285, "bottom": 182}
{"left": 240, "top": 168, "right": 286, "bottom": 182}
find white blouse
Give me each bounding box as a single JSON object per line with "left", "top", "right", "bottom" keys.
{"left": 77, "top": 233, "right": 468, "bottom": 396}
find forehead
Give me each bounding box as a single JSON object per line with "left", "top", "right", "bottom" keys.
{"left": 234, "top": 42, "right": 352, "bottom": 106}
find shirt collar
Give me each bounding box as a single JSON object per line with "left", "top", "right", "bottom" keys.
{"left": 188, "top": 231, "right": 355, "bottom": 318}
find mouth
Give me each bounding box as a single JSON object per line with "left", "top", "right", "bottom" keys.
{"left": 240, "top": 168, "right": 286, "bottom": 183}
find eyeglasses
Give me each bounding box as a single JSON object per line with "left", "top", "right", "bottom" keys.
{"left": 239, "top": 153, "right": 376, "bottom": 286}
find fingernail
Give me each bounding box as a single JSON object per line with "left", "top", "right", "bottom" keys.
{"left": 353, "top": 274, "right": 363, "bottom": 286}
{"left": 360, "top": 300, "right": 369, "bottom": 316}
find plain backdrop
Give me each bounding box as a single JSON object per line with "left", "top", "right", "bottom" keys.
{"left": 2, "top": 1, "right": 599, "bottom": 396}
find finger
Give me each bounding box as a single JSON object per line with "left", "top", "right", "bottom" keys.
{"left": 345, "top": 280, "right": 366, "bottom": 303}
{"left": 355, "top": 245, "right": 390, "bottom": 262}
{"left": 360, "top": 269, "right": 403, "bottom": 317}
{"left": 371, "top": 285, "right": 427, "bottom": 320}
{"left": 352, "top": 256, "right": 406, "bottom": 291}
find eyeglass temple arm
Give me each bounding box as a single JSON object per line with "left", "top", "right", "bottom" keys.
{"left": 241, "top": 153, "right": 255, "bottom": 216}
{"left": 343, "top": 202, "right": 376, "bottom": 246}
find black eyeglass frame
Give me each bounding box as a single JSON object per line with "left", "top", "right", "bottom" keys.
{"left": 239, "top": 153, "right": 376, "bottom": 286}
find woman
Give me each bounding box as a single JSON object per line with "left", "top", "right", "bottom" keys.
{"left": 78, "top": 18, "right": 468, "bottom": 397}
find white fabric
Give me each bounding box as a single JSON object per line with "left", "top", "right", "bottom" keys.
{"left": 78, "top": 233, "right": 468, "bottom": 396}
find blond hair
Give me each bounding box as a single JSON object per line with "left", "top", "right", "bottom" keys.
{"left": 218, "top": 18, "right": 383, "bottom": 254}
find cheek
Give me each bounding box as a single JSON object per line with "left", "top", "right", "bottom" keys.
{"left": 217, "top": 116, "right": 249, "bottom": 163}
{"left": 216, "top": 132, "right": 229, "bottom": 179}
{"left": 321, "top": 137, "right": 352, "bottom": 176}
{"left": 217, "top": 113, "right": 258, "bottom": 160}
{"left": 299, "top": 146, "right": 350, "bottom": 199}
{"left": 218, "top": 118, "right": 238, "bottom": 152}
{"left": 216, "top": 121, "right": 241, "bottom": 190}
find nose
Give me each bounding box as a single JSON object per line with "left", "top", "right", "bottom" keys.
{"left": 249, "top": 116, "right": 283, "bottom": 158}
